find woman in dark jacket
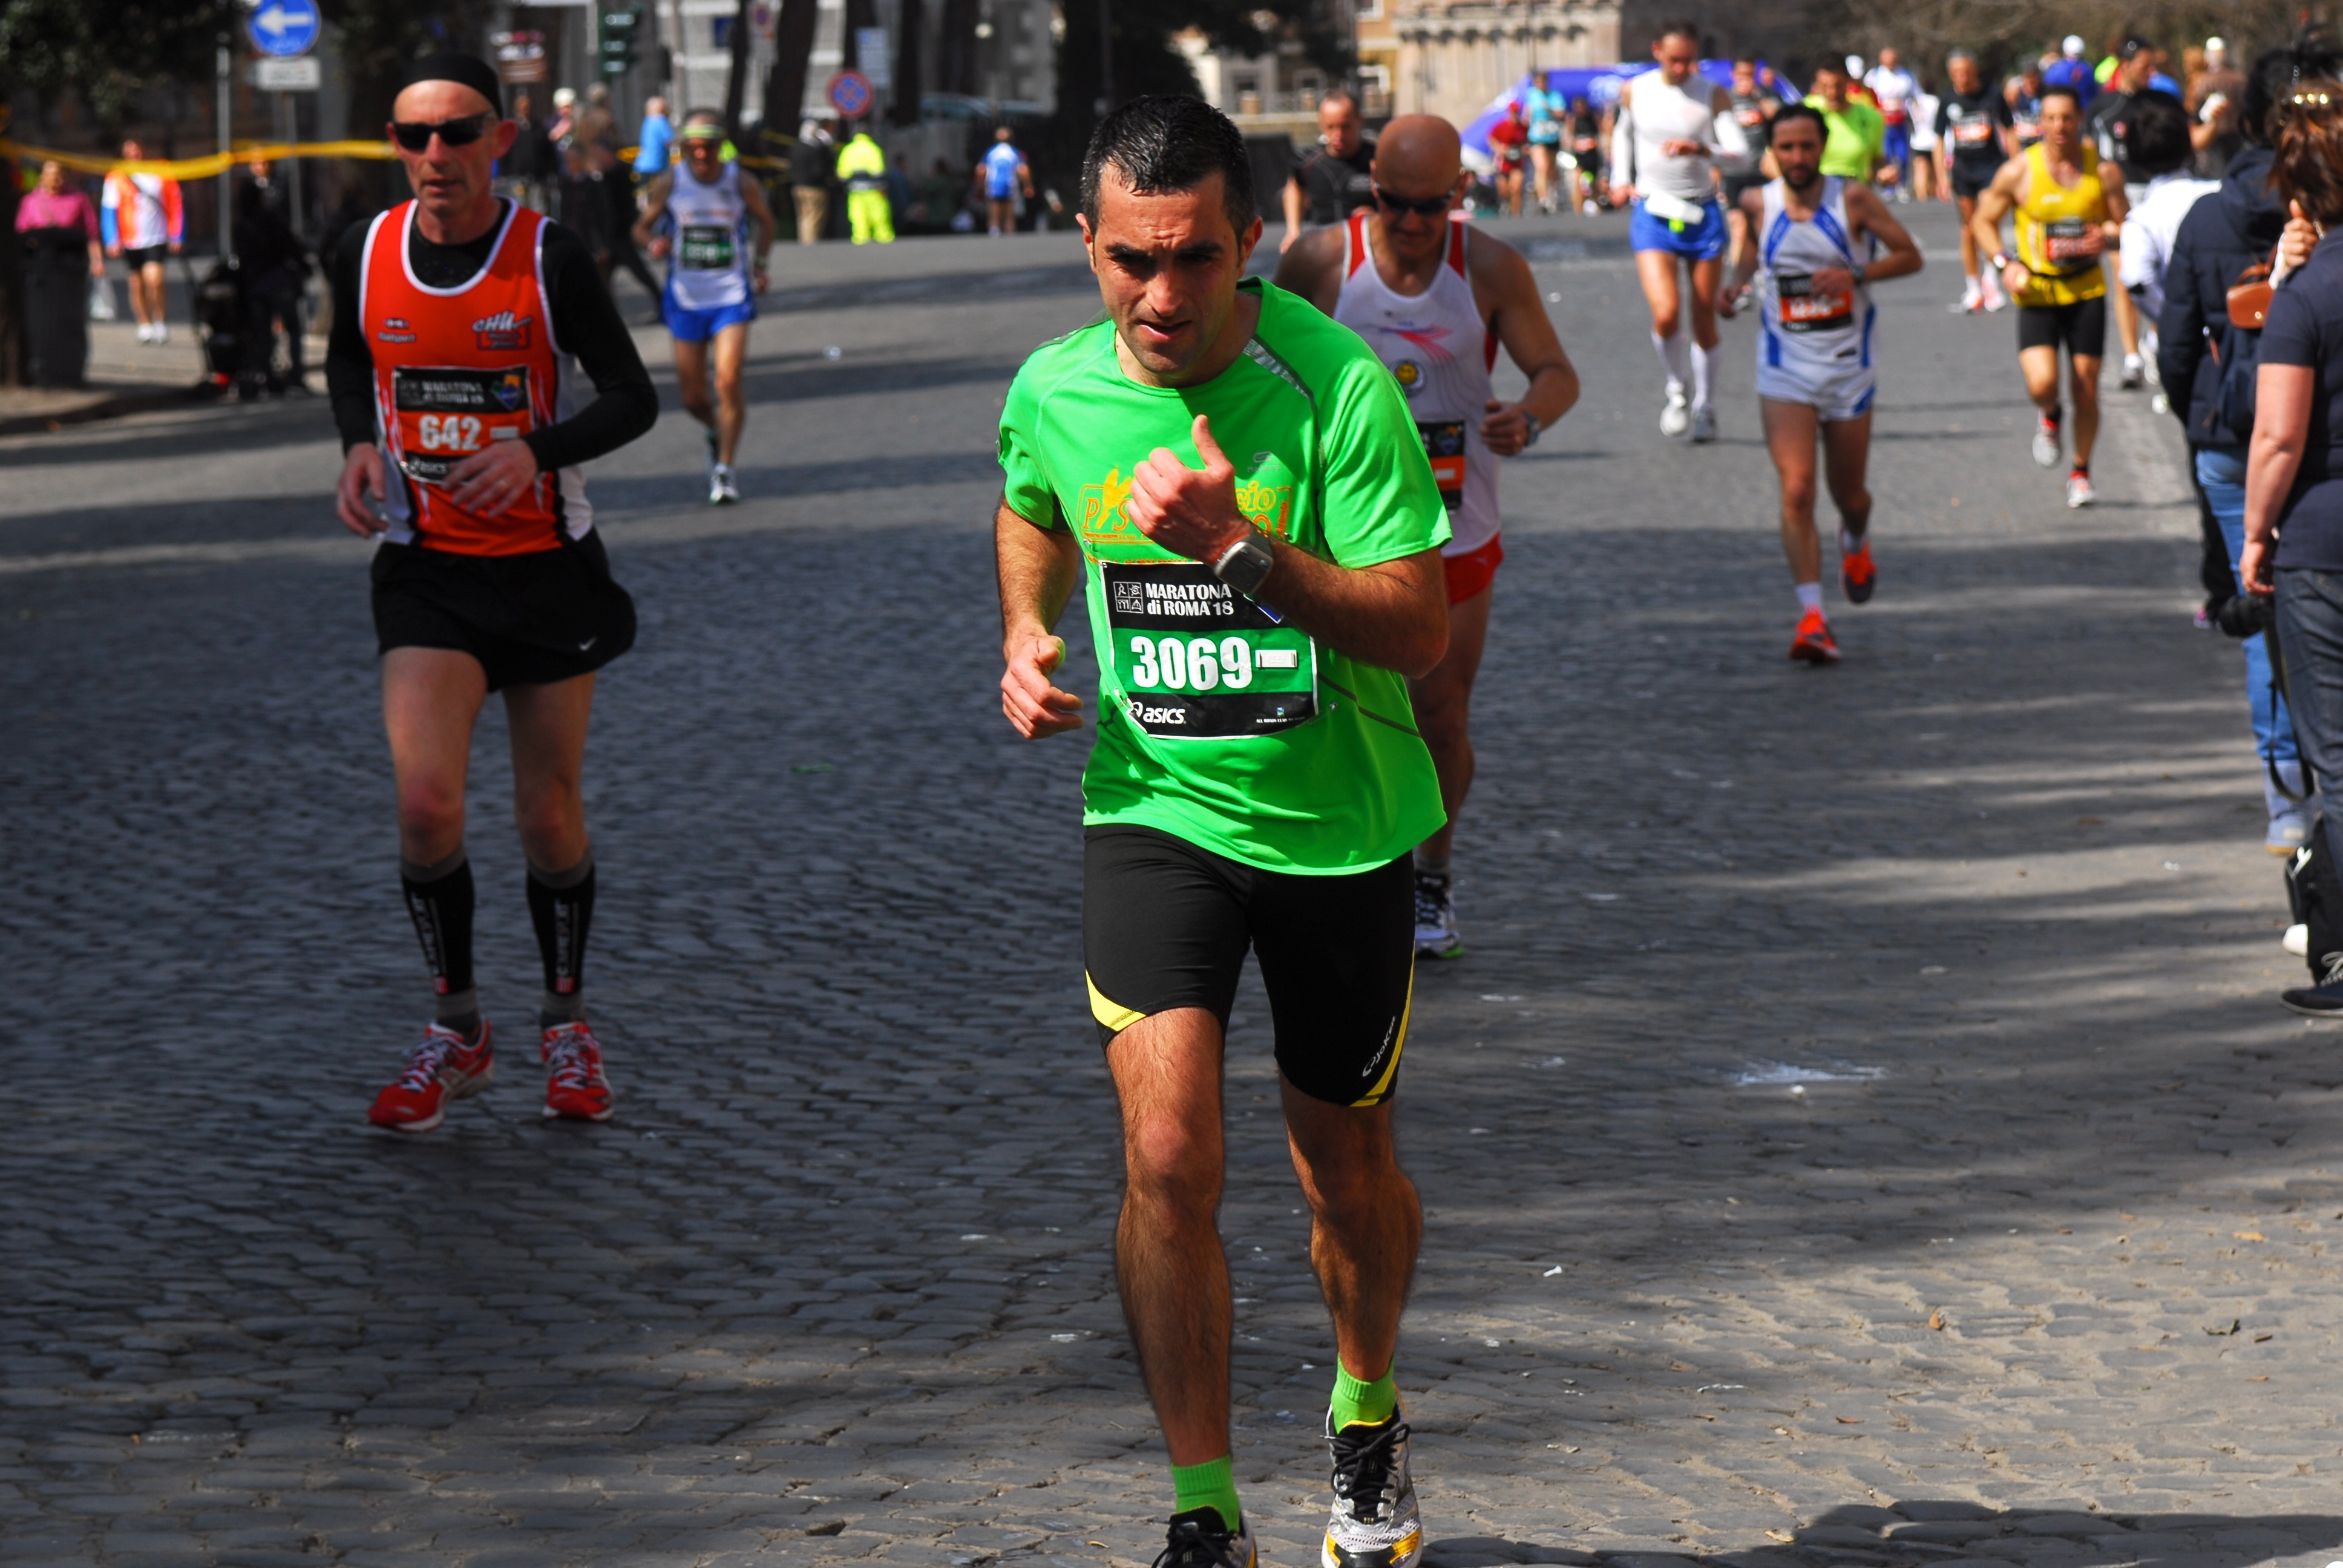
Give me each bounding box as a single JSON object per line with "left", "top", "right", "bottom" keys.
{"left": 2160, "top": 46, "right": 2326, "bottom": 849}
{"left": 2241, "top": 77, "right": 2343, "bottom": 1012}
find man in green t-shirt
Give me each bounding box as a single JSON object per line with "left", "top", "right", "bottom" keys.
{"left": 1806, "top": 59, "right": 1896, "bottom": 187}
{"left": 994, "top": 94, "right": 1449, "bottom": 1568}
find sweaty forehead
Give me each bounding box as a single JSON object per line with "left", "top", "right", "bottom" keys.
{"left": 393, "top": 80, "right": 496, "bottom": 122}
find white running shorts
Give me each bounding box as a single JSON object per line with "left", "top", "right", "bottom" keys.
{"left": 1755, "top": 358, "right": 1877, "bottom": 423}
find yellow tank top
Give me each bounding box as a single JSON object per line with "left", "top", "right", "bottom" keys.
{"left": 2014, "top": 141, "right": 2108, "bottom": 306}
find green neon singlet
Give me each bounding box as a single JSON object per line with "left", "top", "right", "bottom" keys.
{"left": 998, "top": 279, "right": 1450, "bottom": 874}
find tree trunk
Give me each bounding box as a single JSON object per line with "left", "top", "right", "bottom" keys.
{"left": 890, "top": 0, "right": 923, "bottom": 126}
{"left": 764, "top": 0, "right": 819, "bottom": 128}
{"left": 939, "top": 0, "right": 980, "bottom": 95}
{"left": 723, "top": 0, "right": 756, "bottom": 129}
{"left": 0, "top": 172, "right": 24, "bottom": 388}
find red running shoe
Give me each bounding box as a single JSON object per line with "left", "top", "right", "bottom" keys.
{"left": 1789, "top": 608, "right": 1841, "bottom": 664}
{"left": 368, "top": 1020, "right": 495, "bottom": 1132}
{"left": 541, "top": 1020, "right": 616, "bottom": 1122}
{"left": 1841, "top": 539, "right": 1876, "bottom": 604}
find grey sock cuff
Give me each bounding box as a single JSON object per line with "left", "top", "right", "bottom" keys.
{"left": 540, "top": 990, "right": 588, "bottom": 1024}
{"left": 527, "top": 849, "right": 595, "bottom": 890}
{"left": 435, "top": 987, "right": 480, "bottom": 1024}
{"left": 401, "top": 847, "right": 468, "bottom": 883}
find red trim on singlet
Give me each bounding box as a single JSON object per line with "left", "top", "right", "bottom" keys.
{"left": 1446, "top": 214, "right": 1468, "bottom": 277}
{"left": 1345, "top": 212, "right": 1371, "bottom": 278}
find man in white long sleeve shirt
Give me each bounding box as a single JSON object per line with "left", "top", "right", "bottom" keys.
{"left": 1612, "top": 19, "right": 1748, "bottom": 443}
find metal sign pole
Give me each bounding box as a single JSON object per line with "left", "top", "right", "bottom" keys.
{"left": 217, "top": 39, "right": 235, "bottom": 264}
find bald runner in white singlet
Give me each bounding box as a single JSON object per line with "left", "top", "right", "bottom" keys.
{"left": 1277, "top": 114, "right": 1579, "bottom": 960}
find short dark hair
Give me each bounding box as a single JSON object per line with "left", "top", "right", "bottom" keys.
{"left": 2126, "top": 89, "right": 2191, "bottom": 173}
{"left": 1770, "top": 102, "right": 1826, "bottom": 143}
{"left": 1810, "top": 57, "right": 1844, "bottom": 80}
{"left": 2039, "top": 82, "right": 2085, "bottom": 111}
{"left": 1655, "top": 18, "right": 1700, "bottom": 47}
{"left": 1080, "top": 95, "right": 1256, "bottom": 235}
{"left": 1734, "top": 50, "right": 1757, "bottom": 67}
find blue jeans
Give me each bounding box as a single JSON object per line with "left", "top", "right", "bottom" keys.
{"left": 2278, "top": 569, "right": 2343, "bottom": 866}
{"left": 2197, "top": 446, "right": 2300, "bottom": 769}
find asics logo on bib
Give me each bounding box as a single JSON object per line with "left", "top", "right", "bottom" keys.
{"left": 1129, "top": 699, "right": 1189, "bottom": 725}
{"left": 471, "top": 311, "right": 533, "bottom": 350}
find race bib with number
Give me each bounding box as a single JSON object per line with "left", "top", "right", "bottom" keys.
{"left": 1775, "top": 272, "right": 1853, "bottom": 332}
{"left": 679, "top": 223, "right": 737, "bottom": 270}
{"left": 1418, "top": 421, "right": 1466, "bottom": 512}
{"left": 1104, "top": 561, "right": 1318, "bottom": 739}
{"left": 391, "top": 365, "right": 533, "bottom": 485}
{"left": 1953, "top": 117, "right": 1995, "bottom": 146}
{"left": 2043, "top": 217, "right": 2099, "bottom": 267}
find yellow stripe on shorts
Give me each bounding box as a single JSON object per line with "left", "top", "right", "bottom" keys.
{"left": 1087, "top": 973, "right": 1147, "bottom": 1035}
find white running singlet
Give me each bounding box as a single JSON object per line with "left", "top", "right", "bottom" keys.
{"left": 664, "top": 162, "right": 752, "bottom": 312}
{"left": 1614, "top": 73, "right": 1733, "bottom": 204}
{"left": 1754, "top": 176, "right": 1878, "bottom": 421}
{"left": 1335, "top": 212, "right": 1499, "bottom": 557}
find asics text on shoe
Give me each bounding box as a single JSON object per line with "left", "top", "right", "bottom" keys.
{"left": 1323, "top": 1410, "right": 1424, "bottom": 1568}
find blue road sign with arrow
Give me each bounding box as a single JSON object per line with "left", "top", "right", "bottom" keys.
{"left": 247, "top": 0, "right": 321, "bottom": 58}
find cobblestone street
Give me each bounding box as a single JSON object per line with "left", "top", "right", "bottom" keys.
{"left": 8, "top": 209, "right": 2343, "bottom": 1568}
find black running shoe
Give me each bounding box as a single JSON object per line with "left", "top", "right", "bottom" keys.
{"left": 2283, "top": 960, "right": 2343, "bottom": 1018}
{"left": 1153, "top": 1507, "right": 1256, "bottom": 1568}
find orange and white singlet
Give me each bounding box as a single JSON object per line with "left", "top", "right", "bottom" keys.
{"left": 1334, "top": 212, "right": 1499, "bottom": 557}
{"left": 360, "top": 200, "right": 590, "bottom": 556}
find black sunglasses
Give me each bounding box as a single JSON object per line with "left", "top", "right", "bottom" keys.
{"left": 1373, "top": 185, "right": 1450, "bottom": 217}
{"left": 389, "top": 113, "right": 494, "bottom": 152}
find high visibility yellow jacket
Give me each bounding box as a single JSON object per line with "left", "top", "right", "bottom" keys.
{"left": 836, "top": 134, "right": 886, "bottom": 190}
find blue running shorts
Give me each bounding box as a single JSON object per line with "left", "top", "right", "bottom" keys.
{"left": 662, "top": 289, "right": 756, "bottom": 343}
{"left": 1629, "top": 197, "right": 1728, "bottom": 261}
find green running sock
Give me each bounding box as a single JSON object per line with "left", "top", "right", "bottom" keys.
{"left": 1330, "top": 1362, "right": 1398, "bottom": 1430}
{"left": 1170, "top": 1455, "right": 1240, "bottom": 1534}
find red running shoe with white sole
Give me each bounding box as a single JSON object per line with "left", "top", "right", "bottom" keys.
{"left": 368, "top": 1020, "right": 495, "bottom": 1132}
{"left": 1789, "top": 608, "right": 1841, "bottom": 664}
{"left": 1841, "top": 540, "right": 1876, "bottom": 604}
{"left": 541, "top": 1020, "right": 616, "bottom": 1122}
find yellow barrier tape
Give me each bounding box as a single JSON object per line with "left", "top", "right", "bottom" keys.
{"left": 4, "top": 138, "right": 395, "bottom": 180}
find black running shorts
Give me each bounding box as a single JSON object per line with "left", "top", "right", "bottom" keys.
{"left": 1082, "top": 825, "right": 1416, "bottom": 1108}
{"left": 1722, "top": 172, "right": 1767, "bottom": 209}
{"left": 2016, "top": 296, "right": 2107, "bottom": 358}
{"left": 371, "top": 533, "right": 637, "bottom": 692}
{"left": 120, "top": 245, "right": 168, "bottom": 270}
{"left": 1949, "top": 163, "right": 1999, "bottom": 201}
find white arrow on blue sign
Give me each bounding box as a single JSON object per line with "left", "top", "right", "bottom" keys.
{"left": 247, "top": 0, "right": 321, "bottom": 58}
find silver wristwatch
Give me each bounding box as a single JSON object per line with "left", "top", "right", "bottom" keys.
{"left": 1212, "top": 535, "right": 1275, "bottom": 596}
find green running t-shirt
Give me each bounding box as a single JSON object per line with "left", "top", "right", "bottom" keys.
{"left": 998, "top": 279, "right": 1450, "bottom": 875}
{"left": 1806, "top": 96, "right": 1887, "bottom": 179}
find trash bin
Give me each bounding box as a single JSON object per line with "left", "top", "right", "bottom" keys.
{"left": 19, "top": 226, "right": 90, "bottom": 388}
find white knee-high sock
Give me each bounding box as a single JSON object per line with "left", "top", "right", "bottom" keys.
{"left": 1651, "top": 328, "right": 1691, "bottom": 396}
{"left": 1691, "top": 343, "right": 1721, "bottom": 410}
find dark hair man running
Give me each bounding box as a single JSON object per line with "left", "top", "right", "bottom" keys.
{"left": 995, "top": 93, "right": 1451, "bottom": 1568}
{"left": 1968, "top": 83, "right": 2128, "bottom": 508}
{"left": 1274, "top": 112, "right": 1579, "bottom": 959}
{"left": 328, "top": 53, "right": 658, "bottom": 1132}
{"left": 1720, "top": 104, "right": 1922, "bottom": 663}
{"left": 632, "top": 109, "right": 774, "bottom": 504}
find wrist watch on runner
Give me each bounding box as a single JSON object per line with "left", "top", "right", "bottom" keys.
{"left": 1213, "top": 534, "right": 1275, "bottom": 595}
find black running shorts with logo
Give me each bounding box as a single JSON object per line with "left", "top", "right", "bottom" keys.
{"left": 2016, "top": 296, "right": 2108, "bottom": 358}
{"left": 371, "top": 532, "right": 637, "bottom": 691}
{"left": 1082, "top": 824, "right": 1416, "bottom": 1108}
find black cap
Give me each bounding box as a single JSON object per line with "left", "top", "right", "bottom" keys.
{"left": 396, "top": 53, "right": 505, "bottom": 115}
{"left": 2119, "top": 35, "right": 2155, "bottom": 59}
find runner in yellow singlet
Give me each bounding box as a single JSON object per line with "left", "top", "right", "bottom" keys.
{"left": 1968, "top": 83, "right": 2127, "bottom": 508}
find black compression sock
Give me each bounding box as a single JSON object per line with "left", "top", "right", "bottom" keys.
{"left": 528, "top": 854, "right": 596, "bottom": 1026}
{"left": 401, "top": 849, "right": 479, "bottom": 1030}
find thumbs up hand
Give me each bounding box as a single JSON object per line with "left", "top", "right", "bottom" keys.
{"left": 1128, "top": 414, "right": 1255, "bottom": 564}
